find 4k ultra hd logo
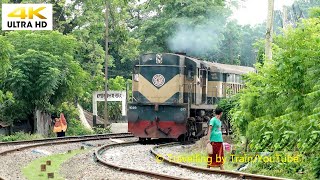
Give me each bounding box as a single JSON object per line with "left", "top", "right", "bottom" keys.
{"left": 2, "top": 4, "right": 52, "bottom": 30}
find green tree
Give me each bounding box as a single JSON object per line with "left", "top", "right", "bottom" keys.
{"left": 231, "top": 17, "right": 320, "bottom": 178}
{"left": 239, "top": 24, "right": 266, "bottom": 66}
{"left": 0, "top": 36, "right": 14, "bottom": 124}
{"left": 80, "top": 76, "right": 131, "bottom": 122}
{"left": 2, "top": 31, "right": 88, "bottom": 131}
{"left": 217, "top": 21, "right": 242, "bottom": 64}
{"left": 0, "top": 36, "right": 13, "bottom": 79}
{"left": 60, "top": 0, "right": 140, "bottom": 76}
{"left": 131, "top": 0, "right": 231, "bottom": 60}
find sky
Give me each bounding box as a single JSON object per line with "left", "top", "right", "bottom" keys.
{"left": 231, "top": 0, "right": 296, "bottom": 25}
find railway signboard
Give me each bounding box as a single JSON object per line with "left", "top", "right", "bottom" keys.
{"left": 94, "top": 91, "right": 124, "bottom": 102}
{"left": 92, "top": 91, "right": 127, "bottom": 126}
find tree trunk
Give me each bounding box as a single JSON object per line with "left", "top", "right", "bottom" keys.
{"left": 265, "top": 0, "right": 274, "bottom": 60}
{"left": 245, "top": 138, "right": 249, "bottom": 152}
{"left": 34, "top": 109, "right": 50, "bottom": 136}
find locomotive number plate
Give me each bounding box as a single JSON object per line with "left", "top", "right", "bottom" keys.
{"left": 156, "top": 53, "right": 163, "bottom": 64}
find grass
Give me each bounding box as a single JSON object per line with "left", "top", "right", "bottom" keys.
{"left": 0, "top": 132, "right": 43, "bottom": 142}
{"left": 22, "top": 149, "right": 87, "bottom": 180}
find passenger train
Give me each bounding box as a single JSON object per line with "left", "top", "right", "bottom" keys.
{"left": 127, "top": 53, "right": 255, "bottom": 141}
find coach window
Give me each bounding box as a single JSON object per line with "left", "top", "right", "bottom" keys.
{"left": 227, "top": 74, "right": 234, "bottom": 83}
{"left": 211, "top": 72, "right": 218, "bottom": 80}
{"left": 227, "top": 74, "right": 230, "bottom": 82}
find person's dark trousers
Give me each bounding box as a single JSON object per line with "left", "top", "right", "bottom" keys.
{"left": 57, "top": 131, "right": 66, "bottom": 137}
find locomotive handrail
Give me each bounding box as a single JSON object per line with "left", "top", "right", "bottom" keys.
{"left": 135, "top": 65, "right": 186, "bottom": 67}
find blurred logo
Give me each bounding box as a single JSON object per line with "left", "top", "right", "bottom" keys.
{"left": 152, "top": 74, "right": 165, "bottom": 88}
{"left": 1, "top": 4, "right": 52, "bottom": 30}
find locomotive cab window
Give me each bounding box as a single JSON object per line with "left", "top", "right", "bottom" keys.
{"left": 187, "top": 65, "right": 194, "bottom": 79}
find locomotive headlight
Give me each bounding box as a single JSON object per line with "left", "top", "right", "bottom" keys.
{"left": 128, "top": 111, "right": 139, "bottom": 122}
{"left": 174, "top": 113, "right": 185, "bottom": 124}
{"left": 133, "top": 74, "right": 139, "bottom": 82}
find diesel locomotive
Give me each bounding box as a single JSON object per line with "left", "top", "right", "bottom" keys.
{"left": 127, "top": 53, "right": 254, "bottom": 140}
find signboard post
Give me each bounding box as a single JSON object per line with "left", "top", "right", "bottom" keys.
{"left": 92, "top": 91, "right": 126, "bottom": 126}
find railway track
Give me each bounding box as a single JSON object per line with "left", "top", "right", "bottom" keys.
{"left": 95, "top": 141, "right": 290, "bottom": 180}
{"left": 150, "top": 143, "right": 291, "bottom": 180}
{"left": 94, "top": 141, "right": 187, "bottom": 180}
{"left": 0, "top": 132, "right": 133, "bottom": 145}
{"left": 0, "top": 133, "right": 133, "bottom": 155}
{"left": 0, "top": 132, "right": 135, "bottom": 180}
{"left": 0, "top": 136, "right": 291, "bottom": 180}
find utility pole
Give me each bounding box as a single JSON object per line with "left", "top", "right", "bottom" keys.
{"left": 265, "top": 0, "right": 274, "bottom": 60}
{"left": 283, "top": 5, "right": 288, "bottom": 30}
{"left": 104, "top": 0, "right": 109, "bottom": 127}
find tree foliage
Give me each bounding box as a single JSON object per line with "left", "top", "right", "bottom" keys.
{"left": 0, "top": 36, "right": 14, "bottom": 124}
{"left": 0, "top": 31, "right": 88, "bottom": 127}
{"left": 131, "top": 0, "right": 231, "bottom": 57}
{"left": 231, "top": 17, "right": 320, "bottom": 178}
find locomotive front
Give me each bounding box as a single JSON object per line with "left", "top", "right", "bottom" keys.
{"left": 128, "top": 53, "right": 188, "bottom": 139}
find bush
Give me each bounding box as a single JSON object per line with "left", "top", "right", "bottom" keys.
{"left": 54, "top": 102, "right": 79, "bottom": 120}
{"left": 66, "top": 118, "right": 93, "bottom": 136}
{"left": 93, "top": 126, "right": 111, "bottom": 134}
{"left": 51, "top": 102, "right": 93, "bottom": 136}
{"left": 244, "top": 155, "right": 315, "bottom": 180}
{"left": 0, "top": 131, "right": 43, "bottom": 142}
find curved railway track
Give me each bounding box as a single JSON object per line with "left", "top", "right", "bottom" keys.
{"left": 95, "top": 141, "right": 290, "bottom": 180}
{"left": 150, "top": 143, "right": 291, "bottom": 180}
{"left": 94, "top": 141, "right": 188, "bottom": 180}
{"left": 0, "top": 133, "right": 133, "bottom": 155}
{"left": 0, "top": 133, "right": 133, "bottom": 146}
{"left": 0, "top": 133, "right": 134, "bottom": 180}
{"left": 0, "top": 136, "right": 291, "bottom": 180}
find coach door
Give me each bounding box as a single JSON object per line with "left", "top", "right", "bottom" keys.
{"left": 200, "top": 65, "right": 208, "bottom": 104}
{"left": 195, "top": 67, "right": 202, "bottom": 105}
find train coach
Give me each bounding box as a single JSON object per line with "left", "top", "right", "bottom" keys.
{"left": 127, "top": 53, "right": 255, "bottom": 141}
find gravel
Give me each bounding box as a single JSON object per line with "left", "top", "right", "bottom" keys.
{"left": 60, "top": 149, "right": 154, "bottom": 180}
{"left": 101, "top": 144, "right": 237, "bottom": 180}
{"left": 0, "top": 137, "right": 137, "bottom": 180}
{"left": 155, "top": 144, "right": 205, "bottom": 166}
{"left": 0, "top": 144, "right": 33, "bottom": 153}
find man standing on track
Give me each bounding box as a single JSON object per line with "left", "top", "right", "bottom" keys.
{"left": 207, "top": 108, "right": 224, "bottom": 170}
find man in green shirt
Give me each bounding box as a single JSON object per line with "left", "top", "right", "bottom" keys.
{"left": 207, "top": 108, "right": 224, "bottom": 170}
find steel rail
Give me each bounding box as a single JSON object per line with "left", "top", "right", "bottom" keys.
{"left": 94, "top": 141, "right": 188, "bottom": 180}
{"left": 150, "top": 143, "right": 292, "bottom": 180}
{"left": 0, "top": 133, "right": 134, "bottom": 155}
{"left": 0, "top": 133, "right": 133, "bottom": 145}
